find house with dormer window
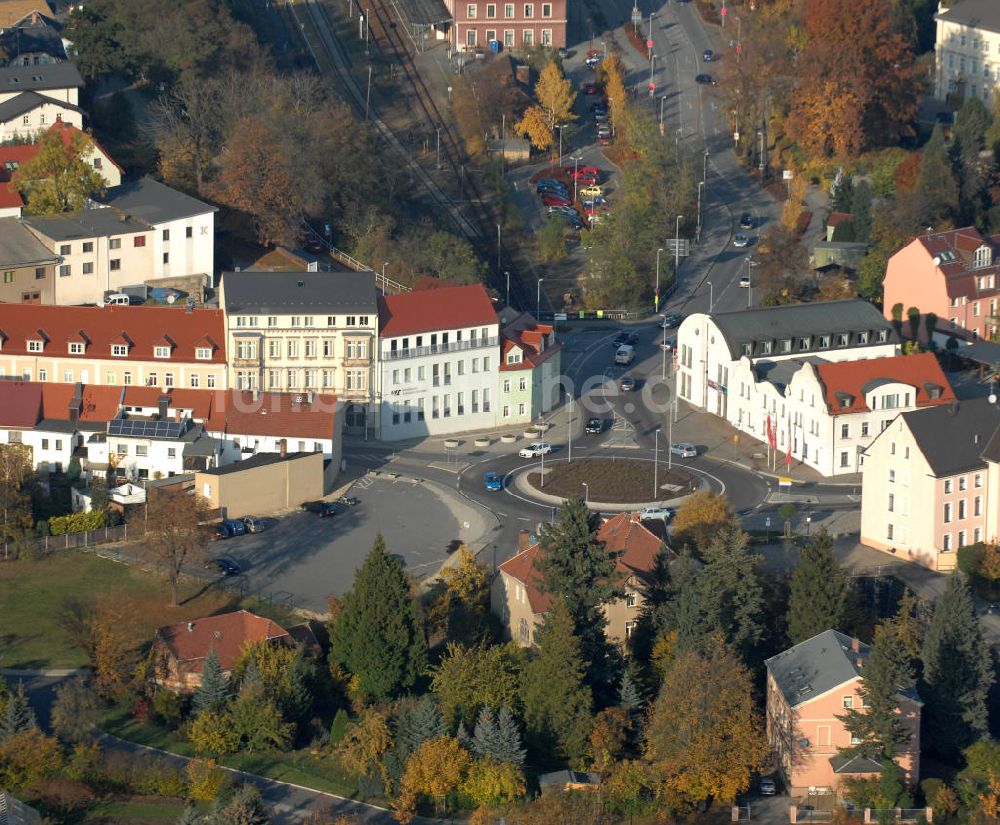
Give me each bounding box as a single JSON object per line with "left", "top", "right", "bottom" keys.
{"left": 498, "top": 310, "right": 562, "bottom": 425}
{"left": 883, "top": 227, "right": 1000, "bottom": 341}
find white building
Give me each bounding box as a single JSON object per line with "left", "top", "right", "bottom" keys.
{"left": 676, "top": 300, "right": 898, "bottom": 421}
{"left": 727, "top": 352, "right": 955, "bottom": 476}
{"left": 378, "top": 282, "right": 500, "bottom": 440}
{"left": 934, "top": 0, "right": 1000, "bottom": 103}
{"left": 0, "top": 61, "right": 84, "bottom": 140}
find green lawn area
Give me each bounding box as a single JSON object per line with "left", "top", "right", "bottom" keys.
{"left": 528, "top": 458, "right": 697, "bottom": 504}
{"left": 87, "top": 798, "right": 189, "bottom": 822}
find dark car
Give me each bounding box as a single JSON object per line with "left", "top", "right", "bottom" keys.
{"left": 702, "top": 49, "right": 715, "bottom": 61}
{"left": 613, "top": 331, "right": 639, "bottom": 346}
{"left": 215, "top": 518, "right": 246, "bottom": 539}
{"left": 759, "top": 777, "right": 777, "bottom": 796}
{"left": 695, "top": 73, "right": 717, "bottom": 85}
{"left": 740, "top": 212, "right": 754, "bottom": 230}
{"left": 586, "top": 417, "right": 603, "bottom": 434}
{"left": 302, "top": 500, "right": 337, "bottom": 517}
{"left": 619, "top": 375, "right": 637, "bottom": 391}
{"left": 582, "top": 82, "right": 602, "bottom": 95}
{"left": 590, "top": 101, "right": 607, "bottom": 113}
{"left": 205, "top": 556, "right": 241, "bottom": 576}
{"left": 661, "top": 312, "right": 684, "bottom": 328}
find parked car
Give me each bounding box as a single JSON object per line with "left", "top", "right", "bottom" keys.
{"left": 702, "top": 49, "right": 715, "bottom": 61}
{"left": 557, "top": 47, "right": 569, "bottom": 59}
{"left": 215, "top": 519, "right": 246, "bottom": 539}
{"left": 695, "top": 73, "right": 717, "bottom": 85}
{"left": 613, "top": 331, "right": 638, "bottom": 346}
{"left": 733, "top": 233, "right": 750, "bottom": 248}
{"left": 586, "top": 417, "right": 603, "bottom": 434}
{"left": 582, "top": 82, "right": 602, "bottom": 95}
{"left": 519, "top": 442, "right": 552, "bottom": 458}
{"left": 537, "top": 185, "right": 570, "bottom": 198}
{"left": 739, "top": 273, "right": 751, "bottom": 288}
{"left": 670, "top": 442, "right": 697, "bottom": 458}
{"left": 302, "top": 500, "right": 337, "bottom": 517}
{"left": 585, "top": 55, "right": 601, "bottom": 69}
{"left": 548, "top": 206, "right": 580, "bottom": 218}
{"left": 542, "top": 194, "right": 572, "bottom": 207}
{"left": 759, "top": 778, "right": 777, "bottom": 796}
{"left": 739, "top": 212, "right": 754, "bottom": 230}
{"left": 598, "top": 133, "right": 614, "bottom": 146}
{"left": 484, "top": 472, "right": 503, "bottom": 491}
{"left": 572, "top": 166, "right": 600, "bottom": 181}
{"left": 536, "top": 177, "right": 567, "bottom": 189}
{"left": 661, "top": 311, "right": 684, "bottom": 328}
{"left": 551, "top": 214, "right": 585, "bottom": 230}
{"left": 242, "top": 516, "right": 265, "bottom": 533}
{"left": 639, "top": 505, "right": 674, "bottom": 522}
{"left": 579, "top": 185, "right": 602, "bottom": 198}
{"left": 619, "top": 375, "right": 637, "bottom": 392}
{"left": 662, "top": 336, "right": 676, "bottom": 351}
{"left": 304, "top": 239, "right": 326, "bottom": 254}
{"left": 205, "top": 556, "right": 241, "bottom": 576}
{"left": 337, "top": 495, "right": 360, "bottom": 506}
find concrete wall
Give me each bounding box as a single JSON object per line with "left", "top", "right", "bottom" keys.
{"left": 0, "top": 261, "right": 55, "bottom": 304}
{"left": 196, "top": 452, "right": 324, "bottom": 519}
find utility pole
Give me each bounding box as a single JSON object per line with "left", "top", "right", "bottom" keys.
{"left": 674, "top": 214, "right": 683, "bottom": 282}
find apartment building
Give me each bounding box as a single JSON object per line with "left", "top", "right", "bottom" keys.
{"left": 0, "top": 216, "right": 59, "bottom": 302}
{"left": 934, "top": 0, "right": 1000, "bottom": 102}
{"left": 0, "top": 61, "right": 84, "bottom": 140}
{"left": 446, "top": 0, "right": 567, "bottom": 52}
{"left": 0, "top": 302, "right": 227, "bottom": 389}
{"left": 220, "top": 270, "right": 377, "bottom": 437}
{"left": 378, "top": 282, "right": 500, "bottom": 440}
{"left": 498, "top": 310, "right": 562, "bottom": 425}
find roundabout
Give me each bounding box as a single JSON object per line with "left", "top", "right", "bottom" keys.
{"left": 525, "top": 457, "right": 699, "bottom": 505}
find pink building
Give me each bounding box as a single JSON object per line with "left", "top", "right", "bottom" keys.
{"left": 766, "top": 630, "right": 922, "bottom": 797}
{"left": 446, "top": 0, "right": 567, "bottom": 53}
{"left": 883, "top": 227, "right": 1000, "bottom": 341}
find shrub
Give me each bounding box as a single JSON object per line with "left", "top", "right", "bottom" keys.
{"left": 48, "top": 509, "right": 107, "bottom": 536}
{"left": 151, "top": 689, "right": 185, "bottom": 729}
{"left": 186, "top": 757, "right": 229, "bottom": 802}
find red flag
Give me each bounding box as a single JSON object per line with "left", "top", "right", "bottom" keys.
{"left": 785, "top": 420, "right": 792, "bottom": 467}
{"left": 766, "top": 415, "right": 777, "bottom": 450}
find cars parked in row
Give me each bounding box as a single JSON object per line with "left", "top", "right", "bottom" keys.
{"left": 740, "top": 212, "right": 755, "bottom": 230}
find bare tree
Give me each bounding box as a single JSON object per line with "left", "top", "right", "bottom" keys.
{"left": 142, "top": 488, "right": 212, "bottom": 607}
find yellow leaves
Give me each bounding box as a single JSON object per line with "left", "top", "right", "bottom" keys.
{"left": 650, "top": 630, "right": 678, "bottom": 683}
{"left": 0, "top": 728, "right": 64, "bottom": 791}
{"left": 981, "top": 544, "right": 1000, "bottom": 582}
{"left": 440, "top": 546, "right": 490, "bottom": 605}
{"left": 400, "top": 736, "right": 471, "bottom": 805}
{"left": 461, "top": 757, "right": 526, "bottom": 808}
{"left": 186, "top": 757, "right": 229, "bottom": 801}
{"left": 515, "top": 106, "right": 554, "bottom": 151}
{"left": 672, "top": 491, "right": 736, "bottom": 552}
{"left": 588, "top": 706, "right": 630, "bottom": 772}
{"left": 188, "top": 708, "right": 240, "bottom": 756}
{"left": 535, "top": 60, "right": 576, "bottom": 128}
{"left": 335, "top": 708, "right": 393, "bottom": 779}
{"left": 11, "top": 127, "right": 107, "bottom": 215}
{"left": 780, "top": 175, "right": 808, "bottom": 233}
{"left": 981, "top": 772, "right": 1000, "bottom": 819}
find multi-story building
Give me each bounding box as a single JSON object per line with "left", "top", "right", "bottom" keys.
{"left": 378, "top": 282, "right": 500, "bottom": 440}
{"left": 861, "top": 397, "right": 1000, "bottom": 571}
{"left": 220, "top": 270, "right": 378, "bottom": 437}
{"left": 882, "top": 227, "right": 1000, "bottom": 342}
{"left": 0, "top": 61, "right": 84, "bottom": 141}
{"left": 727, "top": 352, "right": 954, "bottom": 476}
{"left": 446, "top": 0, "right": 567, "bottom": 53}
{"left": 0, "top": 216, "right": 59, "bottom": 303}
{"left": 0, "top": 302, "right": 227, "bottom": 389}
{"left": 676, "top": 300, "right": 898, "bottom": 421}
{"left": 934, "top": 0, "right": 1000, "bottom": 102}
{"left": 498, "top": 310, "right": 562, "bottom": 425}
{"left": 766, "top": 629, "right": 921, "bottom": 797}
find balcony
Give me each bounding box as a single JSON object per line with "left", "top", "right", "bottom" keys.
{"left": 383, "top": 336, "right": 498, "bottom": 362}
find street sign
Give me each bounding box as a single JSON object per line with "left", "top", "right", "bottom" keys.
{"left": 765, "top": 517, "right": 771, "bottom": 528}
{"left": 666, "top": 238, "right": 690, "bottom": 257}
{"left": 631, "top": 6, "right": 642, "bottom": 24}
{"left": 646, "top": 39, "right": 653, "bottom": 49}
{"left": 778, "top": 477, "right": 792, "bottom": 487}
{"left": 783, "top": 170, "right": 794, "bottom": 180}
{"left": 649, "top": 82, "right": 656, "bottom": 93}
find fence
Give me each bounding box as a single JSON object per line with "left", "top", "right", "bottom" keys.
{"left": 1, "top": 521, "right": 142, "bottom": 560}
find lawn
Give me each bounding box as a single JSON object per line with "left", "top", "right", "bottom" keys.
{"left": 0, "top": 550, "right": 293, "bottom": 670}
{"left": 86, "top": 798, "right": 190, "bottom": 822}
{"left": 527, "top": 458, "right": 697, "bottom": 504}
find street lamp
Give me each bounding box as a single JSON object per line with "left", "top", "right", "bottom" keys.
{"left": 571, "top": 154, "right": 583, "bottom": 202}
{"left": 655, "top": 247, "right": 665, "bottom": 313}
{"left": 697, "top": 181, "right": 705, "bottom": 240}
{"left": 582, "top": 482, "right": 589, "bottom": 505}
{"left": 674, "top": 214, "right": 683, "bottom": 281}
{"left": 745, "top": 257, "right": 757, "bottom": 308}
{"left": 567, "top": 397, "right": 574, "bottom": 463}
{"left": 505, "top": 270, "right": 510, "bottom": 307}
{"left": 555, "top": 124, "right": 566, "bottom": 167}
{"left": 650, "top": 54, "right": 657, "bottom": 89}
{"left": 537, "top": 278, "right": 545, "bottom": 318}
{"left": 707, "top": 280, "right": 714, "bottom": 313}
{"left": 654, "top": 429, "right": 661, "bottom": 499}
{"left": 381, "top": 261, "right": 388, "bottom": 296}
{"left": 659, "top": 94, "right": 666, "bottom": 126}
{"left": 806, "top": 515, "right": 812, "bottom": 536}
{"left": 497, "top": 224, "right": 501, "bottom": 273}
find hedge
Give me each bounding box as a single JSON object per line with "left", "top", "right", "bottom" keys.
{"left": 48, "top": 510, "right": 108, "bottom": 536}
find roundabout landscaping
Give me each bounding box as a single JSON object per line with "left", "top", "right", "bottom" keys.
{"left": 525, "top": 457, "right": 699, "bottom": 504}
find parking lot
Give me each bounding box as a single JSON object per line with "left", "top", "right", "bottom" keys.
{"left": 208, "top": 475, "right": 476, "bottom": 612}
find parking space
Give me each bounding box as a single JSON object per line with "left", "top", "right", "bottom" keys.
{"left": 208, "top": 476, "right": 464, "bottom": 611}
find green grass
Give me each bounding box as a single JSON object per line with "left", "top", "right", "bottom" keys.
{"left": 528, "top": 458, "right": 697, "bottom": 503}
{"left": 88, "top": 799, "right": 189, "bottom": 822}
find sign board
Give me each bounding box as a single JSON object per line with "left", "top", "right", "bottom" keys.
{"left": 665, "top": 238, "right": 690, "bottom": 257}
{"left": 554, "top": 312, "right": 568, "bottom": 321}
{"left": 306, "top": 260, "right": 319, "bottom": 272}
{"left": 646, "top": 39, "right": 653, "bottom": 49}
{"left": 720, "top": 5, "right": 726, "bottom": 15}
{"left": 631, "top": 6, "right": 642, "bottom": 24}
{"left": 782, "top": 170, "right": 794, "bottom": 180}
{"left": 778, "top": 477, "right": 792, "bottom": 487}
{"left": 649, "top": 82, "right": 655, "bottom": 93}
{"left": 765, "top": 517, "right": 771, "bottom": 528}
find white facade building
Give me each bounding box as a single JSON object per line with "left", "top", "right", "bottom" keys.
{"left": 934, "top": 0, "right": 1000, "bottom": 102}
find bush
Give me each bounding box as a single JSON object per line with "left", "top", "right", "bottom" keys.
{"left": 187, "top": 757, "right": 229, "bottom": 802}
{"left": 330, "top": 708, "right": 351, "bottom": 745}
{"left": 151, "top": 689, "right": 185, "bottom": 729}
{"left": 48, "top": 509, "right": 107, "bottom": 536}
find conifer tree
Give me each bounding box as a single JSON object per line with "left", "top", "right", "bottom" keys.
{"left": 916, "top": 124, "right": 959, "bottom": 226}
{"left": 330, "top": 533, "right": 427, "bottom": 701}
{"left": 471, "top": 706, "right": 498, "bottom": 760}
{"left": 396, "top": 696, "right": 446, "bottom": 758}
{"left": 920, "top": 573, "right": 994, "bottom": 761}
{"left": 456, "top": 720, "right": 472, "bottom": 750}
{"left": 618, "top": 669, "right": 644, "bottom": 713}
{"left": 175, "top": 807, "right": 204, "bottom": 825}
{"left": 786, "top": 529, "right": 848, "bottom": 644}
{"left": 0, "top": 681, "right": 37, "bottom": 741}
{"left": 193, "top": 648, "right": 230, "bottom": 715}
{"left": 492, "top": 705, "right": 526, "bottom": 767}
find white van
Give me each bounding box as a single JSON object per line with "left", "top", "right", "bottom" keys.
{"left": 614, "top": 344, "right": 635, "bottom": 365}
{"left": 100, "top": 293, "right": 130, "bottom": 307}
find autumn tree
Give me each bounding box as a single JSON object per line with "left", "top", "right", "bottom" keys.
{"left": 589, "top": 706, "right": 630, "bottom": 772}
{"left": 228, "top": 677, "right": 292, "bottom": 755}
{"left": 534, "top": 60, "right": 576, "bottom": 130}
{"left": 514, "top": 106, "right": 554, "bottom": 151}
{"left": 461, "top": 757, "right": 525, "bottom": 808}
{"left": 0, "top": 728, "right": 64, "bottom": 791}
{"left": 143, "top": 488, "right": 211, "bottom": 607}
{"left": 210, "top": 784, "right": 272, "bottom": 825}
{"left": 671, "top": 491, "right": 736, "bottom": 553}
{"left": 645, "top": 645, "right": 767, "bottom": 805}
{"left": 232, "top": 640, "right": 313, "bottom": 725}
{"left": 336, "top": 708, "right": 393, "bottom": 782}
{"left": 399, "top": 736, "right": 471, "bottom": 817}
{"left": 787, "top": 529, "right": 849, "bottom": 644}
{"left": 50, "top": 677, "right": 98, "bottom": 743}
{"left": 11, "top": 126, "right": 107, "bottom": 215}
{"left": 429, "top": 642, "right": 520, "bottom": 727}
{"left": 440, "top": 546, "right": 489, "bottom": 605}
{"left": 0, "top": 443, "right": 36, "bottom": 543}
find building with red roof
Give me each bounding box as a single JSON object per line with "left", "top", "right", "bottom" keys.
{"left": 498, "top": 310, "right": 562, "bottom": 425}
{"left": 377, "top": 281, "right": 501, "bottom": 439}
{"left": 883, "top": 227, "right": 1000, "bottom": 342}
{"left": 491, "top": 512, "right": 673, "bottom": 647}
{"left": 729, "top": 351, "right": 955, "bottom": 476}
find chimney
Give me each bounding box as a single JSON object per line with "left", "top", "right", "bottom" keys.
{"left": 855, "top": 657, "right": 864, "bottom": 670}
{"left": 518, "top": 529, "right": 531, "bottom": 553}
{"left": 279, "top": 438, "right": 287, "bottom": 458}
{"left": 158, "top": 395, "right": 169, "bottom": 421}
{"left": 187, "top": 622, "right": 194, "bottom": 632}
{"left": 850, "top": 638, "right": 861, "bottom": 653}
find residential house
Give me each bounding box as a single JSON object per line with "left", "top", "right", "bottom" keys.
{"left": 883, "top": 227, "right": 1000, "bottom": 342}
{"left": 445, "top": 0, "right": 567, "bottom": 52}
{"left": 0, "top": 216, "right": 58, "bottom": 301}
{"left": 934, "top": 0, "right": 1000, "bottom": 102}
{"left": 152, "top": 609, "right": 294, "bottom": 693}
{"left": 0, "top": 302, "right": 227, "bottom": 388}
{"left": 0, "top": 788, "right": 43, "bottom": 825}
{"left": 0, "top": 61, "right": 84, "bottom": 140}
{"left": 0, "top": 12, "right": 68, "bottom": 67}
{"left": 220, "top": 270, "right": 377, "bottom": 437}
{"left": 491, "top": 512, "right": 671, "bottom": 647}
{"left": 766, "top": 629, "right": 921, "bottom": 797}
{"left": 861, "top": 397, "right": 1000, "bottom": 571}
{"left": 378, "top": 282, "right": 500, "bottom": 439}
{"left": 196, "top": 450, "right": 325, "bottom": 519}
{"left": 675, "top": 300, "right": 897, "bottom": 421}
{"left": 498, "top": 310, "right": 562, "bottom": 425}
{"left": 727, "top": 352, "right": 955, "bottom": 476}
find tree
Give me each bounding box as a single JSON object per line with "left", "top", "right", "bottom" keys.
{"left": 395, "top": 696, "right": 447, "bottom": 759}
{"left": 330, "top": 534, "right": 427, "bottom": 702}
{"left": 0, "top": 443, "right": 35, "bottom": 543}
{"left": 186, "top": 757, "right": 229, "bottom": 802}
{"left": 852, "top": 179, "right": 874, "bottom": 243}
{"left": 916, "top": 124, "right": 959, "bottom": 226}
{"left": 671, "top": 491, "right": 736, "bottom": 553}
{"left": 534, "top": 60, "right": 576, "bottom": 130}
{"left": 514, "top": 106, "right": 554, "bottom": 151}
{"left": 787, "top": 529, "right": 849, "bottom": 644}
{"left": 440, "top": 546, "right": 490, "bottom": 605}
{"left": 50, "top": 677, "right": 98, "bottom": 743}
{"left": 471, "top": 705, "right": 526, "bottom": 767}
{"left": 0, "top": 728, "right": 64, "bottom": 791}
{"left": 920, "top": 572, "right": 994, "bottom": 761}
{"left": 232, "top": 640, "right": 313, "bottom": 724}
{"left": 227, "top": 679, "right": 292, "bottom": 755}
{"left": 336, "top": 708, "right": 393, "bottom": 780}
{"left": 429, "top": 642, "right": 521, "bottom": 727}
{"left": 210, "top": 784, "right": 271, "bottom": 825}
{"left": 618, "top": 669, "right": 644, "bottom": 713}
{"left": 644, "top": 646, "right": 767, "bottom": 805}
{"left": 0, "top": 681, "right": 36, "bottom": 741}
{"left": 589, "top": 706, "right": 630, "bottom": 771}
{"left": 399, "top": 736, "right": 471, "bottom": 816}
{"left": 193, "top": 648, "right": 230, "bottom": 715}
{"left": 461, "top": 757, "right": 525, "bottom": 808}
{"left": 11, "top": 127, "right": 107, "bottom": 215}
{"left": 143, "top": 488, "right": 211, "bottom": 607}
{"left": 189, "top": 708, "right": 240, "bottom": 756}
{"left": 520, "top": 600, "right": 593, "bottom": 764}
{"left": 831, "top": 175, "right": 855, "bottom": 214}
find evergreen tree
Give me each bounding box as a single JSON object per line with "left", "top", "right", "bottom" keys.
{"left": 211, "top": 784, "right": 270, "bottom": 825}
{"left": 831, "top": 174, "right": 855, "bottom": 214}
{"left": 193, "top": 648, "right": 229, "bottom": 715}
{"left": 330, "top": 534, "right": 427, "bottom": 701}
{"left": 471, "top": 706, "right": 498, "bottom": 760}
{"left": 176, "top": 807, "right": 204, "bottom": 825}
{"left": 618, "top": 669, "right": 644, "bottom": 713}
{"left": 240, "top": 660, "right": 263, "bottom": 695}
{"left": 520, "top": 600, "right": 593, "bottom": 765}
{"left": 0, "top": 681, "right": 37, "bottom": 741}
{"left": 456, "top": 720, "right": 472, "bottom": 750}
{"left": 920, "top": 572, "right": 994, "bottom": 761}
{"left": 851, "top": 179, "right": 873, "bottom": 244}
{"left": 916, "top": 124, "right": 959, "bottom": 226}
{"left": 396, "top": 696, "right": 446, "bottom": 758}
{"left": 786, "top": 529, "right": 849, "bottom": 645}
{"left": 492, "top": 706, "right": 526, "bottom": 767}
{"left": 952, "top": 95, "right": 993, "bottom": 225}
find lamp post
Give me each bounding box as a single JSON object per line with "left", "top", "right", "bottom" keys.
{"left": 436, "top": 127, "right": 441, "bottom": 169}
{"left": 661, "top": 314, "right": 668, "bottom": 379}
{"left": 703, "top": 149, "right": 709, "bottom": 183}
{"left": 745, "top": 256, "right": 757, "bottom": 308}
{"left": 572, "top": 155, "right": 583, "bottom": 202}
{"left": 381, "top": 261, "right": 388, "bottom": 296}
{"left": 505, "top": 270, "right": 510, "bottom": 307}
{"left": 659, "top": 94, "right": 666, "bottom": 126}
{"left": 697, "top": 181, "right": 704, "bottom": 240}
{"left": 537, "top": 278, "right": 544, "bottom": 318}
{"left": 567, "top": 397, "right": 574, "bottom": 463}
{"left": 674, "top": 214, "right": 683, "bottom": 281}
{"left": 650, "top": 54, "right": 657, "bottom": 88}
{"left": 654, "top": 429, "right": 661, "bottom": 499}
{"left": 655, "top": 247, "right": 664, "bottom": 313}
{"left": 667, "top": 408, "right": 673, "bottom": 470}
{"left": 555, "top": 124, "right": 566, "bottom": 167}
{"left": 497, "top": 224, "right": 501, "bottom": 273}
{"left": 707, "top": 280, "right": 714, "bottom": 313}
{"left": 582, "top": 482, "right": 589, "bottom": 505}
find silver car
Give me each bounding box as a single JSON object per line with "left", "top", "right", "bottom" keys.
{"left": 519, "top": 441, "right": 552, "bottom": 458}
{"left": 670, "top": 442, "right": 697, "bottom": 458}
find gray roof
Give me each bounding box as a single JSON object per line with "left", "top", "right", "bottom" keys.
{"left": 0, "top": 88, "right": 81, "bottom": 122}
{"left": 222, "top": 270, "right": 378, "bottom": 315}
{"left": 0, "top": 790, "right": 42, "bottom": 825}
{"left": 22, "top": 207, "right": 148, "bottom": 241}
{"left": 0, "top": 59, "right": 81, "bottom": 90}
{"left": 766, "top": 629, "right": 868, "bottom": 708}
{"left": 754, "top": 356, "right": 827, "bottom": 394}
{"left": 710, "top": 300, "right": 895, "bottom": 360}
{"left": 901, "top": 397, "right": 1000, "bottom": 476}
{"left": 199, "top": 450, "right": 317, "bottom": 475}
{"left": 394, "top": 0, "right": 451, "bottom": 26}
{"left": 937, "top": 0, "right": 1000, "bottom": 34}
{"left": 537, "top": 770, "right": 602, "bottom": 788}
{"left": 0, "top": 22, "right": 66, "bottom": 61}
{"left": 98, "top": 178, "right": 217, "bottom": 224}
{"left": 830, "top": 755, "right": 884, "bottom": 775}
{"left": 0, "top": 216, "right": 57, "bottom": 266}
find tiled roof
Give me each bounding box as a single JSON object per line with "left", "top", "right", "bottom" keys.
{"left": 0, "top": 304, "right": 226, "bottom": 363}
{"left": 0, "top": 380, "right": 40, "bottom": 426}
{"left": 205, "top": 391, "right": 338, "bottom": 440}
{"left": 222, "top": 270, "right": 377, "bottom": 315}
{"left": 899, "top": 396, "right": 1000, "bottom": 477}
{"left": 22, "top": 205, "right": 148, "bottom": 241}
{"left": 498, "top": 542, "right": 552, "bottom": 614}
{"left": 500, "top": 312, "right": 562, "bottom": 371}
{"left": 914, "top": 227, "right": 1000, "bottom": 299}
{"left": 122, "top": 386, "right": 214, "bottom": 420}
{"left": 155, "top": 609, "right": 290, "bottom": 676}
{"left": 814, "top": 353, "right": 955, "bottom": 416}
{"left": 0, "top": 90, "right": 83, "bottom": 124}
{"left": 378, "top": 282, "right": 498, "bottom": 337}
{"left": 40, "top": 383, "right": 122, "bottom": 422}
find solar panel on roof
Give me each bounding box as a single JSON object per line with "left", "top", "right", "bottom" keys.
{"left": 108, "top": 418, "right": 183, "bottom": 439}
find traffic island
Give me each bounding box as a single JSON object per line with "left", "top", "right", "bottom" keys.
{"left": 524, "top": 457, "right": 698, "bottom": 505}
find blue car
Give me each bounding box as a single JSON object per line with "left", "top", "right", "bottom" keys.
{"left": 216, "top": 518, "right": 247, "bottom": 539}
{"left": 484, "top": 472, "right": 503, "bottom": 491}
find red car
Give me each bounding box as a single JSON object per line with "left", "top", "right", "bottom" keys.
{"left": 542, "top": 194, "right": 572, "bottom": 206}
{"left": 572, "top": 166, "right": 600, "bottom": 181}
{"left": 582, "top": 83, "right": 602, "bottom": 95}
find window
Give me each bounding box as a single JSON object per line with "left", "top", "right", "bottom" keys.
{"left": 467, "top": 2, "right": 476, "bottom": 16}
{"left": 162, "top": 252, "right": 169, "bottom": 264}
{"left": 287, "top": 340, "right": 298, "bottom": 358}
{"left": 945, "top": 479, "right": 953, "bottom": 494}
{"left": 842, "top": 696, "right": 854, "bottom": 709}
{"left": 959, "top": 500, "right": 967, "bottom": 519}
{"left": 154, "top": 345, "right": 170, "bottom": 359}
{"left": 305, "top": 340, "right": 316, "bottom": 358}
{"left": 944, "top": 534, "right": 952, "bottom": 551}
{"left": 841, "top": 423, "right": 849, "bottom": 439}
{"left": 109, "top": 238, "right": 121, "bottom": 250}
{"left": 959, "top": 475, "right": 967, "bottom": 491}
{"left": 110, "top": 259, "right": 121, "bottom": 271}
{"left": 58, "top": 264, "right": 70, "bottom": 277}
{"left": 37, "top": 368, "right": 46, "bottom": 382}
{"left": 122, "top": 371, "right": 131, "bottom": 385}
{"left": 524, "top": 2, "right": 533, "bottom": 15}
{"left": 116, "top": 444, "right": 128, "bottom": 456}
{"left": 504, "top": 28, "right": 514, "bottom": 45}
{"left": 944, "top": 502, "right": 952, "bottom": 523}
{"left": 977, "top": 472, "right": 984, "bottom": 488}
{"left": 162, "top": 229, "right": 170, "bottom": 241}
{"left": 888, "top": 469, "right": 896, "bottom": 483}
{"left": 861, "top": 422, "right": 869, "bottom": 438}
{"left": 504, "top": 2, "right": 513, "bottom": 15}
{"left": 206, "top": 374, "right": 216, "bottom": 388}
{"left": 189, "top": 374, "right": 200, "bottom": 388}
{"left": 503, "top": 378, "right": 511, "bottom": 393}
{"left": 148, "top": 372, "right": 156, "bottom": 386}
{"left": 840, "top": 451, "right": 849, "bottom": 468}
{"left": 135, "top": 445, "right": 148, "bottom": 457}
{"left": 888, "top": 493, "right": 895, "bottom": 512}
{"left": 959, "top": 530, "right": 967, "bottom": 548}
{"left": 81, "top": 261, "right": 93, "bottom": 275}
{"left": 68, "top": 342, "right": 84, "bottom": 355}
{"left": 112, "top": 344, "right": 128, "bottom": 357}
{"left": 486, "top": 2, "right": 495, "bottom": 14}
{"left": 502, "top": 404, "right": 510, "bottom": 418}
{"left": 34, "top": 266, "right": 44, "bottom": 280}
{"left": 541, "top": 28, "right": 551, "bottom": 44}
{"left": 486, "top": 28, "right": 496, "bottom": 40}
{"left": 542, "top": 1, "right": 550, "bottom": 14}
{"left": 518, "top": 402, "right": 526, "bottom": 416}
{"left": 27, "top": 339, "right": 42, "bottom": 352}
{"left": 523, "top": 29, "right": 533, "bottom": 45}
{"left": 186, "top": 226, "right": 193, "bottom": 238}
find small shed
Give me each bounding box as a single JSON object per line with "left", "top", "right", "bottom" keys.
{"left": 537, "top": 770, "right": 602, "bottom": 792}
{"left": 487, "top": 138, "right": 531, "bottom": 165}
{"left": 811, "top": 241, "right": 868, "bottom": 271}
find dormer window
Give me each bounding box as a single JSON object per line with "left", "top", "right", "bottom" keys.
{"left": 837, "top": 333, "right": 849, "bottom": 346}
{"left": 761, "top": 340, "right": 772, "bottom": 355}
{"left": 195, "top": 347, "right": 212, "bottom": 360}
{"left": 974, "top": 244, "right": 993, "bottom": 269}
{"left": 506, "top": 349, "right": 522, "bottom": 365}
{"left": 780, "top": 339, "right": 792, "bottom": 353}
{"left": 27, "top": 339, "right": 42, "bottom": 352}
{"left": 818, "top": 334, "right": 831, "bottom": 348}
{"left": 877, "top": 329, "right": 889, "bottom": 342}
{"left": 798, "top": 336, "right": 812, "bottom": 351}
{"left": 742, "top": 342, "right": 752, "bottom": 356}
{"left": 154, "top": 345, "right": 171, "bottom": 359}
{"left": 68, "top": 342, "right": 84, "bottom": 355}
{"left": 858, "top": 331, "right": 870, "bottom": 344}
{"left": 111, "top": 344, "right": 128, "bottom": 357}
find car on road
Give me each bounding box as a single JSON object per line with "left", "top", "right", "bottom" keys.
{"left": 733, "top": 233, "right": 750, "bottom": 248}
{"left": 304, "top": 239, "right": 326, "bottom": 255}
{"left": 695, "top": 73, "right": 717, "bottom": 85}
{"left": 215, "top": 518, "right": 246, "bottom": 539}
{"left": 702, "top": 49, "right": 715, "bottom": 61}
{"left": 598, "top": 132, "right": 614, "bottom": 146}
{"left": 542, "top": 194, "right": 572, "bottom": 207}
{"left": 660, "top": 311, "right": 684, "bottom": 328}
{"left": 740, "top": 212, "right": 754, "bottom": 230}
{"left": 639, "top": 505, "right": 675, "bottom": 522}
{"left": 519, "top": 442, "right": 552, "bottom": 458}
{"left": 557, "top": 47, "right": 569, "bottom": 59}
{"left": 670, "top": 442, "right": 698, "bottom": 458}
{"left": 242, "top": 516, "right": 265, "bottom": 533}
{"left": 484, "top": 472, "right": 503, "bottom": 491}
{"left": 619, "top": 375, "right": 637, "bottom": 391}
{"left": 613, "top": 331, "right": 638, "bottom": 346}
{"left": 739, "top": 273, "right": 751, "bottom": 288}
{"left": 582, "top": 82, "right": 602, "bottom": 95}
{"left": 585, "top": 417, "right": 603, "bottom": 434}
{"left": 205, "top": 556, "right": 241, "bottom": 576}
{"left": 302, "top": 500, "right": 337, "bottom": 517}
{"left": 590, "top": 102, "right": 607, "bottom": 114}
{"left": 759, "top": 778, "right": 777, "bottom": 796}
{"left": 585, "top": 55, "right": 601, "bottom": 69}
{"left": 580, "top": 185, "right": 602, "bottom": 198}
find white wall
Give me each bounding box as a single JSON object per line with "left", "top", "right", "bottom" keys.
{"left": 0, "top": 101, "right": 81, "bottom": 142}
{"left": 0, "top": 426, "right": 75, "bottom": 472}
{"left": 149, "top": 213, "right": 215, "bottom": 280}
